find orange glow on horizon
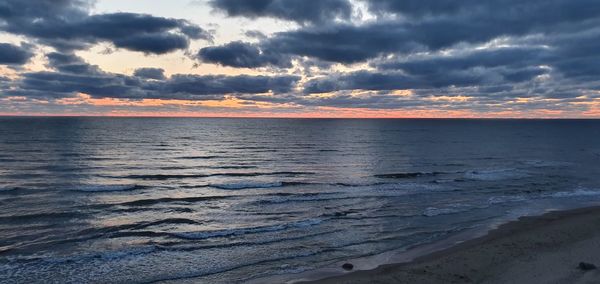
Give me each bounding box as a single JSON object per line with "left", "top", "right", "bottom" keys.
{"left": 4, "top": 94, "right": 600, "bottom": 119}
{"left": 4, "top": 107, "right": 600, "bottom": 119}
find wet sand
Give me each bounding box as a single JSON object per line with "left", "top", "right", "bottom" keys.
{"left": 307, "top": 206, "right": 600, "bottom": 284}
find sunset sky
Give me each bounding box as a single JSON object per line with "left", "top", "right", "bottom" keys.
{"left": 1, "top": 0, "right": 599, "bottom": 118}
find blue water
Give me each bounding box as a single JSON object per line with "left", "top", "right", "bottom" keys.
{"left": 1, "top": 117, "right": 600, "bottom": 283}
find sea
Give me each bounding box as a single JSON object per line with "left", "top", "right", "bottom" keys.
{"left": 0, "top": 117, "right": 599, "bottom": 283}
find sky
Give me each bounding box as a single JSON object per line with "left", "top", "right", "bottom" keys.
{"left": 0, "top": 0, "right": 599, "bottom": 118}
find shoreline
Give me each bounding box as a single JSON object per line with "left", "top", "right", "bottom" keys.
{"left": 302, "top": 206, "right": 600, "bottom": 284}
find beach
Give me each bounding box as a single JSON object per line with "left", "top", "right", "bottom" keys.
{"left": 309, "top": 206, "right": 600, "bottom": 284}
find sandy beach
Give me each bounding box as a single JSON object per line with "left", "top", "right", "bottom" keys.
{"left": 308, "top": 206, "right": 600, "bottom": 284}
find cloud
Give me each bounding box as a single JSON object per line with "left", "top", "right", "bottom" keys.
{"left": 195, "top": 0, "right": 599, "bottom": 109}
{"left": 111, "top": 32, "right": 190, "bottom": 54}
{"left": 46, "top": 52, "right": 102, "bottom": 74}
{"left": 1, "top": 0, "right": 600, "bottom": 116}
{"left": 134, "top": 68, "right": 166, "bottom": 80}
{"left": 0, "top": 0, "right": 211, "bottom": 54}
{"left": 375, "top": 47, "right": 548, "bottom": 73}
{"left": 200, "top": 0, "right": 600, "bottom": 66}
{"left": 208, "top": 0, "right": 353, "bottom": 24}
{"left": 198, "top": 41, "right": 291, "bottom": 68}
{"left": 164, "top": 74, "right": 299, "bottom": 96}
{"left": 303, "top": 65, "right": 547, "bottom": 94}
{"left": 363, "top": 0, "right": 480, "bottom": 17}
{"left": 363, "top": 0, "right": 600, "bottom": 21}
{"left": 0, "top": 43, "right": 34, "bottom": 65}
{"left": 3, "top": 52, "right": 300, "bottom": 100}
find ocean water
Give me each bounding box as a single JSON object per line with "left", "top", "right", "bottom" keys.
{"left": 1, "top": 117, "right": 600, "bottom": 283}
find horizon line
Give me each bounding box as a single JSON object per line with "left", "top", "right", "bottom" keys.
{"left": 1, "top": 114, "right": 598, "bottom": 120}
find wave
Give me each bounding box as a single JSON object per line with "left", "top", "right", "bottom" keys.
{"left": 173, "top": 218, "right": 324, "bottom": 240}
{"left": 175, "top": 155, "right": 226, "bottom": 160}
{"left": 106, "top": 219, "right": 204, "bottom": 239}
{"left": 82, "top": 157, "right": 114, "bottom": 161}
{"left": 547, "top": 188, "right": 600, "bottom": 198}
{"left": 464, "top": 168, "right": 528, "bottom": 181}
{"left": 73, "top": 184, "right": 142, "bottom": 192}
{"left": 153, "top": 230, "right": 343, "bottom": 255}
{"left": 374, "top": 172, "right": 443, "bottom": 179}
{"left": 371, "top": 182, "right": 447, "bottom": 192}
{"left": 334, "top": 182, "right": 385, "bottom": 187}
{"left": 119, "top": 171, "right": 315, "bottom": 180}
{"left": 0, "top": 211, "right": 82, "bottom": 222}
{"left": 208, "top": 165, "right": 258, "bottom": 169}
{"left": 0, "top": 186, "right": 19, "bottom": 193}
{"left": 25, "top": 165, "right": 101, "bottom": 172}
{"left": 249, "top": 183, "right": 449, "bottom": 206}
{"left": 136, "top": 218, "right": 202, "bottom": 228}
{"left": 423, "top": 204, "right": 475, "bottom": 217}
{"left": 488, "top": 195, "right": 527, "bottom": 204}
{"left": 211, "top": 181, "right": 310, "bottom": 190}
{"left": 520, "top": 160, "right": 571, "bottom": 168}
{"left": 117, "top": 195, "right": 231, "bottom": 207}
{"left": 230, "top": 146, "right": 272, "bottom": 150}
{"left": 4, "top": 245, "right": 157, "bottom": 265}
{"left": 251, "top": 195, "right": 349, "bottom": 205}
{"left": 212, "top": 182, "right": 284, "bottom": 190}
{"left": 120, "top": 174, "right": 210, "bottom": 180}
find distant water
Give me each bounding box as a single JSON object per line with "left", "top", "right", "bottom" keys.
{"left": 1, "top": 117, "right": 600, "bottom": 283}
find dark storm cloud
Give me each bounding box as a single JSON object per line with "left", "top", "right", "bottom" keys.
{"left": 134, "top": 68, "right": 166, "bottom": 80}
{"left": 196, "top": 22, "right": 415, "bottom": 67}
{"left": 0, "top": 0, "right": 211, "bottom": 54}
{"left": 198, "top": 41, "right": 291, "bottom": 68}
{"left": 546, "top": 31, "right": 600, "bottom": 79}
{"left": 363, "top": 0, "right": 600, "bottom": 21}
{"left": 189, "top": 0, "right": 600, "bottom": 108}
{"left": 202, "top": 0, "right": 600, "bottom": 65}
{"left": 261, "top": 17, "right": 594, "bottom": 65}
{"left": 364, "top": 0, "right": 480, "bottom": 17}
{"left": 0, "top": 43, "right": 34, "bottom": 65}
{"left": 208, "top": 0, "right": 353, "bottom": 24}
{"left": 304, "top": 46, "right": 550, "bottom": 95}
{"left": 2, "top": 53, "right": 300, "bottom": 100}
